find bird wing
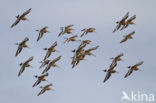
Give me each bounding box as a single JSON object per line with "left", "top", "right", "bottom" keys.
{"left": 25, "top": 56, "right": 34, "bottom": 64}
{"left": 20, "top": 8, "right": 32, "bottom": 18}
{"left": 124, "top": 68, "right": 133, "bottom": 78}
{"left": 44, "top": 51, "right": 51, "bottom": 60}
{"left": 52, "top": 56, "right": 61, "bottom": 63}
{"left": 49, "top": 41, "right": 57, "bottom": 49}
{"left": 103, "top": 72, "right": 111, "bottom": 82}
{"left": 15, "top": 45, "right": 23, "bottom": 56}
{"left": 113, "top": 23, "right": 121, "bottom": 32}
{"left": 121, "top": 12, "right": 129, "bottom": 22}
{"left": 134, "top": 61, "right": 144, "bottom": 67}
{"left": 80, "top": 31, "right": 87, "bottom": 37}
{"left": 85, "top": 46, "right": 99, "bottom": 53}
{"left": 11, "top": 18, "right": 21, "bottom": 28}
{"left": 32, "top": 79, "right": 41, "bottom": 87}
{"left": 127, "top": 15, "right": 136, "bottom": 22}
{"left": 40, "top": 60, "right": 49, "bottom": 68}
{"left": 18, "top": 65, "right": 25, "bottom": 77}
{"left": 37, "top": 31, "right": 44, "bottom": 41}
{"left": 42, "top": 65, "right": 51, "bottom": 74}
{"left": 120, "top": 36, "right": 128, "bottom": 43}
{"left": 37, "top": 88, "right": 46, "bottom": 96}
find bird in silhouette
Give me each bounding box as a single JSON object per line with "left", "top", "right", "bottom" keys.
{"left": 37, "top": 83, "right": 53, "bottom": 96}
{"left": 36, "top": 26, "right": 50, "bottom": 41}
{"left": 120, "top": 31, "right": 135, "bottom": 43}
{"left": 32, "top": 73, "right": 48, "bottom": 87}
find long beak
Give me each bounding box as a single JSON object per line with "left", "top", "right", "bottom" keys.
{"left": 56, "top": 65, "right": 60, "bottom": 68}
{"left": 47, "top": 31, "right": 51, "bottom": 33}
{"left": 14, "top": 43, "right": 19, "bottom": 45}
{"left": 27, "top": 46, "right": 31, "bottom": 49}
{"left": 56, "top": 50, "right": 59, "bottom": 53}
{"left": 30, "top": 65, "right": 33, "bottom": 69}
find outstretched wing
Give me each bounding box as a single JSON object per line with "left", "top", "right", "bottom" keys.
{"left": 103, "top": 72, "right": 111, "bottom": 82}
{"left": 32, "top": 79, "right": 41, "bottom": 87}
{"left": 44, "top": 51, "right": 51, "bottom": 60}
{"left": 49, "top": 41, "right": 57, "bottom": 49}
{"left": 11, "top": 18, "right": 21, "bottom": 28}
{"left": 124, "top": 68, "right": 133, "bottom": 78}
{"left": 18, "top": 65, "right": 25, "bottom": 77}
{"left": 120, "top": 36, "right": 128, "bottom": 43}
{"left": 15, "top": 45, "right": 23, "bottom": 56}
{"left": 37, "top": 88, "right": 46, "bottom": 96}
{"left": 20, "top": 8, "right": 32, "bottom": 18}
{"left": 134, "top": 61, "right": 144, "bottom": 67}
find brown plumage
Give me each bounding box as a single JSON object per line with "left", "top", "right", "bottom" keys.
{"left": 42, "top": 56, "right": 61, "bottom": 74}
{"left": 11, "top": 8, "right": 32, "bottom": 28}
{"left": 36, "top": 26, "right": 50, "bottom": 41}
{"left": 63, "top": 35, "right": 78, "bottom": 44}
{"left": 37, "top": 83, "right": 53, "bottom": 96}
{"left": 110, "top": 53, "right": 124, "bottom": 67}
{"left": 120, "top": 31, "right": 135, "bottom": 43}
{"left": 103, "top": 62, "right": 118, "bottom": 83}
{"left": 18, "top": 56, "right": 33, "bottom": 77}
{"left": 113, "top": 12, "right": 129, "bottom": 32}
{"left": 43, "top": 41, "right": 57, "bottom": 60}
{"left": 58, "top": 25, "right": 74, "bottom": 37}
{"left": 80, "top": 28, "right": 96, "bottom": 37}
{"left": 32, "top": 73, "right": 48, "bottom": 87}
{"left": 121, "top": 15, "right": 136, "bottom": 30}
{"left": 39, "top": 60, "right": 50, "bottom": 69}
{"left": 15, "top": 37, "right": 29, "bottom": 57}
{"left": 124, "top": 61, "right": 144, "bottom": 78}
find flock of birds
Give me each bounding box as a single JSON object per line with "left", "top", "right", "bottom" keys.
{"left": 11, "top": 8, "right": 144, "bottom": 96}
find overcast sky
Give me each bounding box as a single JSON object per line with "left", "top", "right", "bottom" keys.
{"left": 0, "top": 0, "right": 156, "bottom": 103}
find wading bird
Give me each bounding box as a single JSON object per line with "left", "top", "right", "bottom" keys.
{"left": 15, "top": 37, "right": 29, "bottom": 57}
{"left": 121, "top": 15, "right": 136, "bottom": 30}
{"left": 43, "top": 41, "right": 57, "bottom": 60}
{"left": 124, "top": 61, "right": 144, "bottom": 78}
{"left": 37, "top": 83, "right": 53, "bottom": 96}
{"left": 103, "top": 62, "right": 118, "bottom": 83}
{"left": 36, "top": 26, "right": 50, "bottom": 41}
{"left": 11, "top": 8, "right": 32, "bottom": 28}
{"left": 113, "top": 12, "right": 129, "bottom": 32}
{"left": 110, "top": 53, "right": 124, "bottom": 67}
{"left": 63, "top": 35, "right": 78, "bottom": 44}
{"left": 39, "top": 60, "right": 50, "bottom": 69}
{"left": 58, "top": 25, "right": 74, "bottom": 37}
{"left": 18, "top": 56, "right": 33, "bottom": 77}
{"left": 32, "top": 73, "right": 48, "bottom": 87}
{"left": 80, "top": 28, "right": 96, "bottom": 37}
{"left": 120, "top": 31, "right": 135, "bottom": 43}
{"left": 42, "top": 56, "right": 61, "bottom": 74}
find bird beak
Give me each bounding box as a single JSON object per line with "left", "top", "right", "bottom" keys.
{"left": 56, "top": 50, "right": 59, "bottom": 53}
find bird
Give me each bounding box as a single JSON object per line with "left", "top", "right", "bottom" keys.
{"left": 39, "top": 60, "right": 50, "bottom": 69}
{"left": 42, "top": 56, "right": 61, "bottom": 74}
{"left": 18, "top": 56, "right": 33, "bottom": 77}
{"left": 37, "top": 83, "right": 53, "bottom": 96}
{"left": 32, "top": 73, "right": 48, "bottom": 87}
{"left": 43, "top": 41, "right": 57, "bottom": 60}
{"left": 36, "top": 26, "right": 50, "bottom": 41}
{"left": 63, "top": 35, "right": 78, "bottom": 44}
{"left": 124, "top": 61, "right": 144, "bottom": 78}
{"left": 113, "top": 12, "right": 129, "bottom": 32}
{"left": 80, "top": 28, "right": 96, "bottom": 37}
{"left": 110, "top": 53, "right": 124, "bottom": 67}
{"left": 58, "top": 25, "right": 74, "bottom": 37}
{"left": 103, "top": 62, "right": 118, "bottom": 83}
{"left": 120, "top": 31, "right": 135, "bottom": 43}
{"left": 121, "top": 15, "right": 136, "bottom": 30}
{"left": 84, "top": 46, "right": 99, "bottom": 57}
{"left": 15, "top": 37, "right": 29, "bottom": 57}
{"left": 11, "top": 8, "right": 32, "bottom": 28}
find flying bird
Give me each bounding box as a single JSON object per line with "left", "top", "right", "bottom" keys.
{"left": 63, "top": 35, "right": 78, "bottom": 44}
{"left": 42, "top": 56, "right": 61, "bottom": 74}
{"left": 121, "top": 15, "right": 136, "bottom": 30}
{"left": 103, "top": 62, "right": 118, "bottom": 83}
{"left": 120, "top": 31, "right": 135, "bottom": 43}
{"left": 36, "top": 26, "right": 50, "bottom": 41}
{"left": 15, "top": 37, "right": 29, "bottom": 57}
{"left": 32, "top": 73, "right": 48, "bottom": 87}
{"left": 58, "top": 25, "right": 74, "bottom": 37}
{"left": 37, "top": 83, "right": 53, "bottom": 96}
{"left": 124, "top": 61, "right": 144, "bottom": 78}
{"left": 18, "top": 56, "right": 33, "bottom": 77}
{"left": 43, "top": 41, "right": 57, "bottom": 60}
{"left": 113, "top": 12, "right": 129, "bottom": 32}
{"left": 39, "top": 60, "right": 50, "bottom": 69}
{"left": 11, "top": 8, "right": 32, "bottom": 28}
{"left": 80, "top": 28, "right": 96, "bottom": 37}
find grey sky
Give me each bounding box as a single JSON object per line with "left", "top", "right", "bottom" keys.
{"left": 0, "top": 0, "right": 156, "bottom": 103}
